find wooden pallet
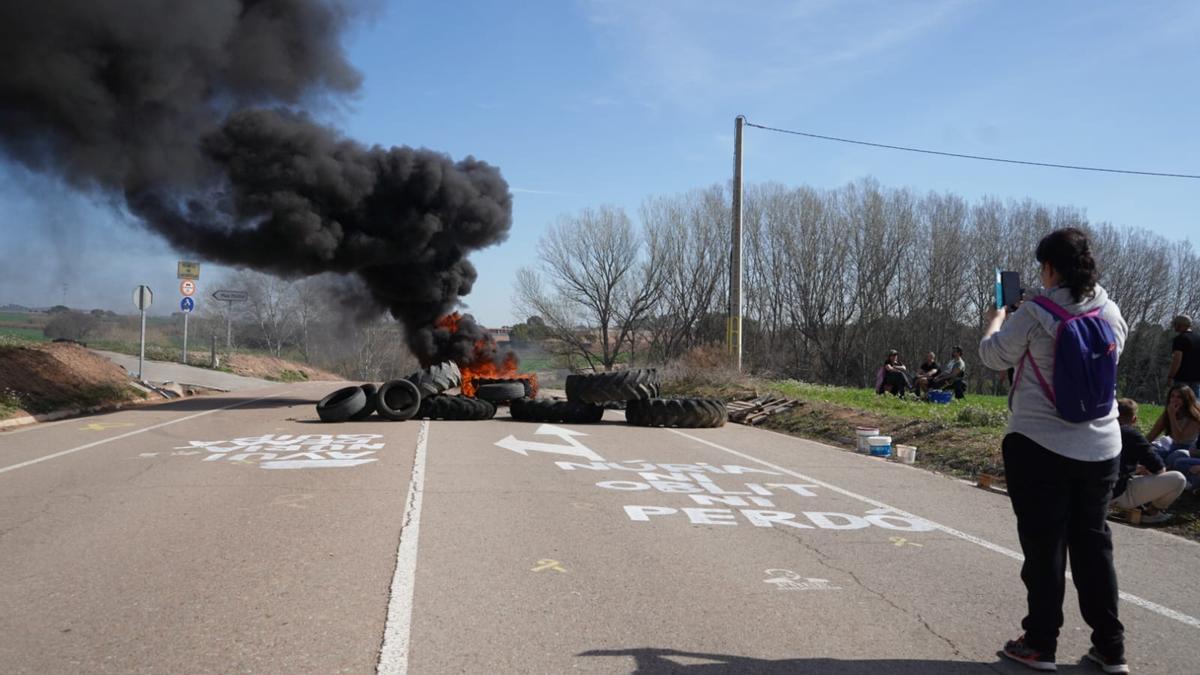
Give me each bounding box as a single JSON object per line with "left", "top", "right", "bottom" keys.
{"left": 1108, "top": 507, "right": 1143, "bottom": 525}
{"left": 727, "top": 396, "right": 799, "bottom": 425}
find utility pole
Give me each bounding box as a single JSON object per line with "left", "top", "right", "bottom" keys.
{"left": 729, "top": 115, "right": 745, "bottom": 372}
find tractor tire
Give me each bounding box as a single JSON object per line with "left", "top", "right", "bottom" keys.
{"left": 474, "top": 381, "right": 528, "bottom": 402}
{"left": 405, "top": 361, "right": 462, "bottom": 397}
{"left": 316, "top": 385, "right": 368, "bottom": 423}
{"left": 349, "top": 383, "right": 378, "bottom": 421}
{"left": 509, "top": 397, "right": 605, "bottom": 424}
{"left": 565, "top": 368, "right": 659, "bottom": 404}
{"left": 416, "top": 394, "right": 496, "bottom": 421}
{"left": 374, "top": 379, "right": 422, "bottom": 421}
{"left": 625, "top": 397, "right": 727, "bottom": 428}
{"left": 472, "top": 377, "right": 535, "bottom": 398}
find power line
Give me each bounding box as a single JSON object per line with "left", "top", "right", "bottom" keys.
{"left": 743, "top": 120, "right": 1200, "bottom": 180}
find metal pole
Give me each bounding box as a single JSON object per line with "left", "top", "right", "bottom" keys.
{"left": 729, "top": 115, "right": 745, "bottom": 372}
{"left": 226, "top": 301, "right": 232, "bottom": 349}
{"left": 138, "top": 305, "right": 146, "bottom": 380}
{"left": 182, "top": 311, "right": 189, "bottom": 365}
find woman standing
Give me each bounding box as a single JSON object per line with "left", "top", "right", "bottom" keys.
{"left": 979, "top": 228, "right": 1129, "bottom": 673}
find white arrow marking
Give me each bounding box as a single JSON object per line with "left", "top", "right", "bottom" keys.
{"left": 534, "top": 424, "right": 588, "bottom": 439}
{"left": 494, "top": 434, "right": 604, "bottom": 462}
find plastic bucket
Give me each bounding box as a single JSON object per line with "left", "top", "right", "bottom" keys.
{"left": 855, "top": 427, "right": 880, "bottom": 453}
{"left": 895, "top": 444, "right": 917, "bottom": 464}
{"left": 867, "top": 435, "right": 892, "bottom": 457}
{"left": 929, "top": 390, "right": 953, "bottom": 404}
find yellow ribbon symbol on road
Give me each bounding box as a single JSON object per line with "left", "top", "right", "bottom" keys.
{"left": 890, "top": 537, "right": 924, "bottom": 547}
{"left": 531, "top": 559, "right": 567, "bottom": 573}
{"left": 82, "top": 422, "right": 135, "bottom": 431}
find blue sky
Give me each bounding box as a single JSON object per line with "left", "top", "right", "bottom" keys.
{"left": 2, "top": 0, "right": 1198, "bottom": 325}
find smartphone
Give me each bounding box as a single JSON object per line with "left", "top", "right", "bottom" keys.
{"left": 994, "top": 269, "right": 1004, "bottom": 309}
{"left": 1000, "top": 271, "right": 1021, "bottom": 310}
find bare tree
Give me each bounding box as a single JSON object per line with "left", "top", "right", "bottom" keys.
{"left": 515, "top": 206, "right": 665, "bottom": 371}
{"left": 232, "top": 270, "right": 299, "bottom": 357}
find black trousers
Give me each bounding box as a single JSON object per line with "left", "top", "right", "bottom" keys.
{"left": 1002, "top": 433, "right": 1123, "bottom": 658}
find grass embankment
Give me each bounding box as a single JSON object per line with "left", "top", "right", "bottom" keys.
{"left": 663, "top": 371, "right": 1195, "bottom": 539}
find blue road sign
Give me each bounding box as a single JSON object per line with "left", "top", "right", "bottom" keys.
{"left": 180, "top": 296, "right": 195, "bottom": 313}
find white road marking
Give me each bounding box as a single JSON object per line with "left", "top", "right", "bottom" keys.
{"left": 668, "top": 429, "right": 1200, "bottom": 630}
{"left": 377, "top": 420, "right": 430, "bottom": 675}
{"left": 0, "top": 392, "right": 284, "bottom": 476}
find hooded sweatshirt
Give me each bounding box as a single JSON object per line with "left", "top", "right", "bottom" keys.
{"left": 979, "top": 284, "right": 1128, "bottom": 462}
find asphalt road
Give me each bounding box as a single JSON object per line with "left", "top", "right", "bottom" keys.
{"left": 96, "top": 350, "right": 277, "bottom": 391}
{"left": 2, "top": 381, "right": 1198, "bottom": 674}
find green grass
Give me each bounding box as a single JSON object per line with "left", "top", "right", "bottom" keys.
{"left": 515, "top": 354, "right": 559, "bottom": 372}
{"left": 272, "top": 369, "right": 309, "bottom": 383}
{"left": 0, "top": 327, "right": 48, "bottom": 343}
{"left": 0, "top": 311, "right": 39, "bottom": 324}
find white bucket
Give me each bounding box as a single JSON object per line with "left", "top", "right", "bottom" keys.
{"left": 855, "top": 427, "right": 880, "bottom": 453}
{"left": 895, "top": 444, "right": 917, "bottom": 464}
{"left": 867, "top": 435, "right": 892, "bottom": 457}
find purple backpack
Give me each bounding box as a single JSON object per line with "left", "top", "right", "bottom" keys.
{"left": 1013, "top": 296, "right": 1118, "bottom": 423}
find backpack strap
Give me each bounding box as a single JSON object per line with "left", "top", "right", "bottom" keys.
{"left": 1030, "top": 295, "right": 1072, "bottom": 320}
{"left": 1012, "top": 296, "right": 1067, "bottom": 407}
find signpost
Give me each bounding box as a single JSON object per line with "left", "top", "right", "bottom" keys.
{"left": 177, "top": 261, "right": 200, "bottom": 280}
{"left": 180, "top": 296, "right": 195, "bottom": 364}
{"left": 133, "top": 285, "right": 153, "bottom": 380}
{"left": 211, "top": 289, "right": 248, "bottom": 349}
{"left": 180, "top": 279, "right": 196, "bottom": 296}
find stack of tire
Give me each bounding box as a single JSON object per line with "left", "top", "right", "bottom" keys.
{"left": 508, "top": 368, "right": 727, "bottom": 428}
{"left": 315, "top": 361, "right": 496, "bottom": 422}
{"left": 471, "top": 378, "right": 533, "bottom": 405}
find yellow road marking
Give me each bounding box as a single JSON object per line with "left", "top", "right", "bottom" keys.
{"left": 890, "top": 537, "right": 923, "bottom": 547}
{"left": 272, "top": 494, "right": 315, "bottom": 509}
{"left": 81, "top": 422, "right": 135, "bottom": 431}
{"left": 531, "top": 559, "right": 567, "bottom": 573}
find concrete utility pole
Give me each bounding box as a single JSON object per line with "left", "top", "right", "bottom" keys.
{"left": 729, "top": 115, "right": 745, "bottom": 372}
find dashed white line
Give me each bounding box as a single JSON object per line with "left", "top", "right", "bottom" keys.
{"left": 668, "top": 428, "right": 1200, "bottom": 630}
{"left": 377, "top": 419, "right": 430, "bottom": 675}
{"left": 0, "top": 392, "right": 284, "bottom": 476}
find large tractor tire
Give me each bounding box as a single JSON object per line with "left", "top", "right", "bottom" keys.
{"left": 565, "top": 368, "right": 659, "bottom": 404}
{"left": 416, "top": 395, "right": 496, "bottom": 421}
{"left": 509, "top": 397, "right": 605, "bottom": 424}
{"left": 472, "top": 377, "right": 535, "bottom": 398}
{"left": 348, "top": 383, "right": 378, "bottom": 421}
{"left": 474, "top": 381, "right": 528, "bottom": 403}
{"left": 625, "top": 397, "right": 727, "bottom": 428}
{"left": 374, "top": 379, "right": 422, "bottom": 421}
{"left": 405, "top": 361, "right": 462, "bottom": 397}
{"left": 316, "top": 385, "right": 368, "bottom": 423}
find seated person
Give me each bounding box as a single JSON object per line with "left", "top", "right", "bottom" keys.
{"left": 876, "top": 349, "right": 910, "bottom": 397}
{"left": 1153, "top": 384, "right": 1200, "bottom": 487}
{"left": 931, "top": 346, "right": 967, "bottom": 398}
{"left": 1112, "top": 399, "right": 1186, "bottom": 523}
{"left": 914, "top": 352, "right": 940, "bottom": 397}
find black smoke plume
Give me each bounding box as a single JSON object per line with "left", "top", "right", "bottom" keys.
{"left": 0, "top": 1, "right": 511, "bottom": 362}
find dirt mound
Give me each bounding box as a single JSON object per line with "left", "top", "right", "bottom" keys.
{"left": 223, "top": 354, "right": 342, "bottom": 382}
{"left": 0, "top": 342, "right": 147, "bottom": 419}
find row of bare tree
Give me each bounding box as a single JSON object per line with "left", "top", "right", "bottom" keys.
{"left": 514, "top": 178, "right": 1200, "bottom": 402}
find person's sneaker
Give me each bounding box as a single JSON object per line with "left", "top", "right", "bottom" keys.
{"left": 1001, "top": 635, "right": 1056, "bottom": 671}
{"left": 1139, "top": 510, "right": 1171, "bottom": 524}
{"left": 1085, "top": 646, "right": 1129, "bottom": 673}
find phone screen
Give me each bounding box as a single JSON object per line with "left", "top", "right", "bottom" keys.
{"left": 994, "top": 269, "right": 1003, "bottom": 310}
{"left": 1001, "top": 271, "right": 1021, "bottom": 309}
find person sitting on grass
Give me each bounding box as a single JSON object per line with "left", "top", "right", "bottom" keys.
{"left": 914, "top": 351, "right": 940, "bottom": 398}
{"left": 876, "top": 349, "right": 910, "bottom": 397}
{"left": 1148, "top": 384, "right": 1200, "bottom": 469}
{"left": 931, "top": 346, "right": 967, "bottom": 398}
{"left": 1112, "top": 399, "right": 1186, "bottom": 524}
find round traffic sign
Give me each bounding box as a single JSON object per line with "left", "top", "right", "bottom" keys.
{"left": 180, "top": 279, "right": 197, "bottom": 297}
{"left": 180, "top": 297, "right": 195, "bottom": 313}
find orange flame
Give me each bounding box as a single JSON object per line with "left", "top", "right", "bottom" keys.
{"left": 435, "top": 313, "right": 537, "bottom": 398}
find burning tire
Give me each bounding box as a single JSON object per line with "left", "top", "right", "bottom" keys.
{"left": 405, "top": 361, "right": 462, "bottom": 397}
{"left": 316, "top": 385, "right": 368, "bottom": 423}
{"left": 509, "top": 397, "right": 605, "bottom": 424}
{"left": 565, "top": 368, "right": 659, "bottom": 404}
{"left": 349, "top": 383, "right": 378, "bottom": 421}
{"left": 416, "top": 394, "right": 496, "bottom": 421}
{"left": 472, "top": 377, "right": 536, "bottom": 398}
{"left": 474, "top": 381, "right": 528, "bottom": 403}
{"left": 625, "top": 397, "right": 727, "bottom": 428}
{"left": 374, "top": 379, "right": 422, "bottom": 421}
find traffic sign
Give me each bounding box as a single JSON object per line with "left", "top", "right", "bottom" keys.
{"left": 133, "top": 285, "right": 153, "bottom": 310}
{"left": 180, "top": 297, "right": 195, "bottom": 313}
{"left": 212, "top": 289, "right": 248, "bottom": 302}
{"left": 177, "top": 261, "right": 200, "bottom": 279}
{"left": 180, "top": 279, "right": 196, "bottom": 297}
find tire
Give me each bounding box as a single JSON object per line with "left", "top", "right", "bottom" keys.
{"left": 349, "top": 383, "right": 378, "bottom": 421}
{"left": 565, "top": 368, "right": 660, "bottom": 404}
{"left": 405, "top": 361, "right": 462, "bottom": 397}
{"left": 316, "top": 386, "right": 368, "bottom": 423}
{"left": 472, "top": 377, "right": 535, "bottom": 398}
{"left": 375, "top": 379, "right": 422, "bottom": 421}
{"left": 625, "top": 397, "right": 727, "bottom": 428}
{"left": 416, "top": 394, "right": 496, "bottom": 420}
{"left": 509, "top": 397, "right": 605, "bottom": 424}
{"left": 475, "top": 381, "right": 528, "bottom": 402}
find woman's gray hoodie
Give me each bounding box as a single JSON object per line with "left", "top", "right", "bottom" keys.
{"left": 979, "top": 284, "right": 1128, "bottom": 462}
